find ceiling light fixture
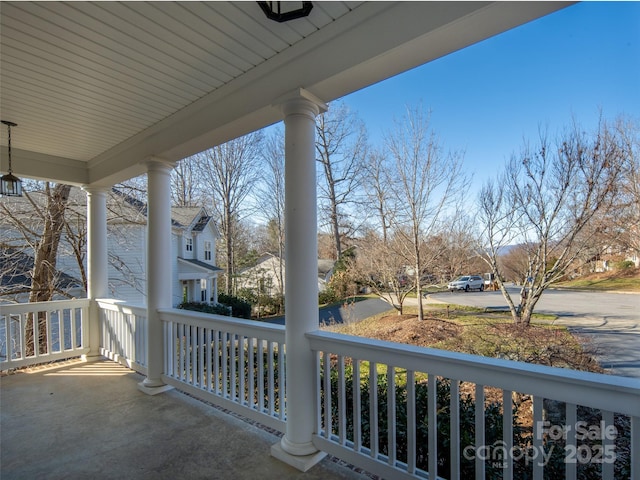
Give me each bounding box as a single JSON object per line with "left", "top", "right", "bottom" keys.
{"left": 258, "top": 1, "right": 313, "bottom": 23}
{"left": 1, "top": 120, "right": 23, "bottom": 197}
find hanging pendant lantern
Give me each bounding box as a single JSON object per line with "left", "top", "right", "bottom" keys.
{"left": 258, "top": 1, "right": 313, "bottom": 23}
{"left": 1, "top": 120, "right": 22, "bottom": 197}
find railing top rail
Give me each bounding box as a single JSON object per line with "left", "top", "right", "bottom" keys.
{"left": 307, "top": 330, "right": 640, "bottom": 416}
{"left": 0, "top": 298, "right": 91, "bottom": 314}
{"left": 158, "top": 308, "right": 285, "bottom": 342}
{"left": 96, "top": 299, "right": 147, "bottom": 316}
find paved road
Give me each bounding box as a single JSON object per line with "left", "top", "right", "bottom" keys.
{"left": 429, "top": 287, "right": 640, "bottom": 378}
{"left": 265, "top": 289, "right": 640, "bottom": 378}
{"left": 264, "top": 298, "right": 394, "bottom": 327}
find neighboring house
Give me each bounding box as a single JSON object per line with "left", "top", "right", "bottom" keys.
{"left": 171, "top": 207, "right": 223, "bottom": 306}
{"left": 237, "top": 253, "right": 333, "bottom": 295}
{"left": 0, "top": 248, "right": 85, "bottom": 303}
{"left": 0, "top": 187, "right": 222, "bottom": 307}
{"left": 317, "top": 259, "right": 335, "bottom": 291}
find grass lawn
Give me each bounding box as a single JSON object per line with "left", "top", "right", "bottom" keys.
{"left": 323, "top": 304, "right": 602, "bottom": 373}
{"left": 553, "top": 267, "right": 640, "bottom": 292}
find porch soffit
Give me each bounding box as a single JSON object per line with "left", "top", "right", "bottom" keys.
{"left": 0, "top": 1, "right": 572, "bottom": 187}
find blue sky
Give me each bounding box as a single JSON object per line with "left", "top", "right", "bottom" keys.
{"left": 341, "top": 2, "right": 640, "bottom": 193}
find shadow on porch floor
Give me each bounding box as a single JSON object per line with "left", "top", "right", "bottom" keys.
{"left": 0, "top": 359, "right": 371, "bottom": 480}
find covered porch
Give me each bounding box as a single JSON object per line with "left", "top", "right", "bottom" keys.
{"left": 1, "top": 298, "right": 638, "bottom": 479}
{"left": 0, "top": 358, "right": 365, "bottom": 480}
{"left": 2, "top": 2, "right": 638, "bottom": 479}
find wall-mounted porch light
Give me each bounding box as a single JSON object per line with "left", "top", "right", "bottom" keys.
{"left": 1, "top": 120, "right": 22, "bottom": 197}
{"left": 258, "top": 1, "right": 313, "bottom": 23}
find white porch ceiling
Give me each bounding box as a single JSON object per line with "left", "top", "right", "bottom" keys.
{"left": 0, "top": 1, "right": 571, "bottom": 187}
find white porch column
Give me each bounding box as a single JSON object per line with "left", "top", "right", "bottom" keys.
{"left": 139, "top": 158, "right": 175, "bottom": 395}
{"left": 271, "top": 89, "right": 327, "bottom": 471}
{"left": 84, "top": 186, "right": 109, "bottom": 359}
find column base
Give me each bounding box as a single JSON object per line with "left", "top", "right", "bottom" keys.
{"left": 81, "top": 353, "right": 102, "bottom": 363}
{"left": 137, "top": 381, "right": 173, "bottom": 396}
{"left": 271, "top": 441, "right": 326, "bottom": 472}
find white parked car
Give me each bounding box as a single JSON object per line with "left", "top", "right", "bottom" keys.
{"left": 448, "top": 275, "right": 484, "bottom": 292}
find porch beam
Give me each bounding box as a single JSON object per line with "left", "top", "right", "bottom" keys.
{"left": 271, "top": 89, "right": 327, "bottom": 471}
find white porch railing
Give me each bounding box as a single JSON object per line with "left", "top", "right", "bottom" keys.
{"left": 159, "top": 308, "right": 287, "bottom": 433}
{"left": 3, "top": 299, "right": 639, "bottom": 480}
{"left": 308, "top": 330, "right": 640, "bottom": 480}
{"left": 98, "top": 299, "right": 148, "bottom": 374}
{"left": 0, "top": 299, "right": 90, "bottom": 370}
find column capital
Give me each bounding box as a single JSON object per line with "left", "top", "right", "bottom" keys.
{"left": 144, "top": 157, "right": 176, "bottom": 173}
{"left": 274, "top": 88, "right": 328, "bottom": 119}
{"left": 82, "top": 185, "right": 110, "bottom": 196}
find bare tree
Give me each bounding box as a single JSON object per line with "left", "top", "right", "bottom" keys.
{"left": 385, "top": 106, "right": 467, "bottom": 321}
{"left": 1, "top": 182, "right": 73, "bottom": 355}
{"left": 29, "top": 184, "right": 72, "bottom": 303}
{"left": 316, "top": 102, "right": 367, "bottom": 259}
{"left": 194, "top": 132, "right": 263, "bottom": 294}
{"left": 0, "top": 182, "right": 78, "bottom": 302}
{"left": 363, "top": 148, "right": 395, "bottom": 244}
{"left": 611, "top": 117, "right": 640, "bottom": 261}
{"left": 257, "top": 127, "right": 286, "bottom": 298}
{"left": 425, "top": 216, "right": 482, "bottom": 284}
{"left": 171, "top": 158, "right": 204, "bottom": 207}
{"left": 114, "top": 174, "right": 147, "bottom": 204}
{"left": 478, "top": 119, "right": 627, "bottom": 325}
{"left": 353, "top": 229, "right": 415, "bottom": 315}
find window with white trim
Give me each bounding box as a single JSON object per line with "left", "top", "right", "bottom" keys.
{"left": 201, "top": 279, "right": 207, "bottom": 302}
{"left": 185, "top": 237, "right": 193, "bottom": 252}
{"left": 204, "top": 241, "right": 212, "bottom": 261}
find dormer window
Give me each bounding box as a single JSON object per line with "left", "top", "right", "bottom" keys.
{"left": 185, "top": 237, "right": 193, "bottom": 252}
{"left": 204, "top": 241, "right": 212, "bottom": 261}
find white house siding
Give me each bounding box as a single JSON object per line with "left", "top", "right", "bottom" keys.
{"left": 54, "top": 239, "right": 84, "bottom": 289}
{"left": 194, "top": 230, "right": 217, "bottom": 264}
{"left": 1, "top": 192, "right": 219, "bottom": 308}
{"left": 171, "top": 234, "right": 182, "bottom": 307}
{"left": 237, "top": 255, "right": 284, "bottom": 296}
{"left": 54, "top": 223, "right": 148, "bottom": 305}
{"left": 107, "top": 226, "right": 147, "bottom": 306}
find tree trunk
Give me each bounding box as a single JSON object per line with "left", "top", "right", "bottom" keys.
{"left": 26, "top": 183, "right": 71, "bottom": 356}
{"left": 414, "top": 229, "right": 424, "bottom": 321}
{"left": 225, "top": 207, "right": 233, "bottom": 295}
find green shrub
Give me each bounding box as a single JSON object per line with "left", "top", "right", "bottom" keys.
{"left": 177, "top": 302, "right": 231, "bottom": 316}
{"left": 322, "top": 365, "right": 530, "bottom": 478}
{"left": 321, "top": 365, "right": 631, "bottom": 479}
{"left": 256, "top": 294, "right": 284, "bottom": 316}
{"left": 218, "top": 293, "right": 252, "bottom": 319}
{"left": 319, "top": 288, "right": 339, "bottom": 305}
{"left": 615, "top": 260, "right": 635, "bottom": 270}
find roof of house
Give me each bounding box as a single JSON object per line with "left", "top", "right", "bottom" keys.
{"left": 170, "top": 207, "right": 205, "bottom": 229}
{"left": 0, "top": 248, "right": 84, "bottom": 291}
{"left": 192, "top": 215, "right": 212, "bottom": 232}
{"left": 238, "top": 253, "right": 334, "bottom": 280}
{"left": 1, "top": 186, "right": 217, "bottom": 233}
{"left": 318, "top": 259, "right": 335, "bottom": 277}
{"left": 178, "top": 257, "right": 223, "bottom": 273}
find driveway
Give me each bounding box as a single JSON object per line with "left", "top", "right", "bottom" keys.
{"left": 429, "top": 287, "right": 640, "bottom": 378}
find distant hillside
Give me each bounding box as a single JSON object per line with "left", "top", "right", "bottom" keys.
{"left": 496, "top": 245, "right": 518, "bottom": 256}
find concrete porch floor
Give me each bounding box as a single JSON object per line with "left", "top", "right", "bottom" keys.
{"left": 1, "top": 359, "right": 372, "bottom": 480}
